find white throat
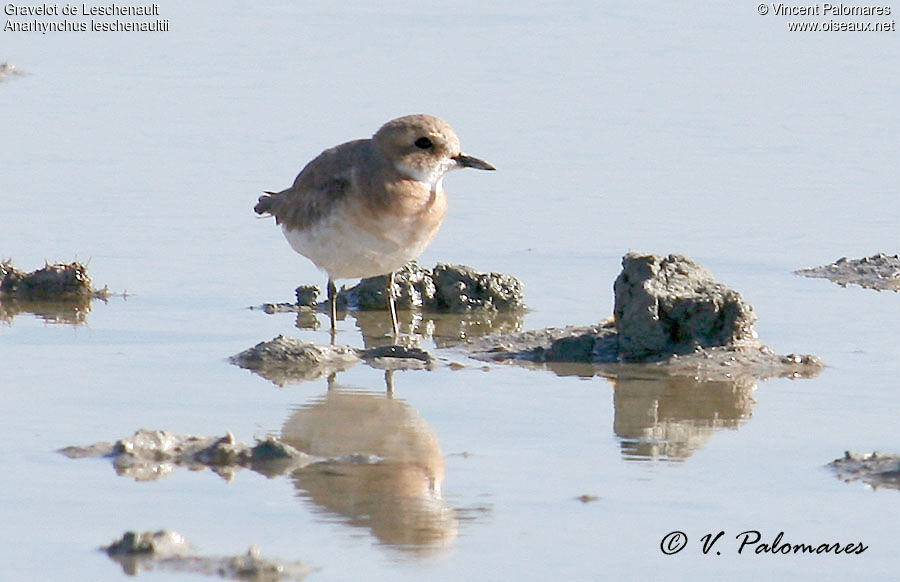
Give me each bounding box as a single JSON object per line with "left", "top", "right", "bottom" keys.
{"left": 395, "top": 159, "right": 455, "bottom": 192}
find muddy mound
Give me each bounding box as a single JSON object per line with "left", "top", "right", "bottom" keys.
{"left": 828, "top": 451, "right": 900, "bottom": 491}
{"left": 340, "top": 262, "right": 525, "bottom": 312}
{"left": 797, "top": 253, "right": 900, "bottom": 291}
{"left": 467, "top": 252, "right": 823, "bottom": 381}
{"left": 102, "top": 530, "right": 311, "bottom": 580}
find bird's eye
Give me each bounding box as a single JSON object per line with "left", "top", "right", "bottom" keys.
{"left": 414, "top": 137, "right": 433, "bottom": 150}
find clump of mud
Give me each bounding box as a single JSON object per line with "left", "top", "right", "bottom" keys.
{"left": 104, "top": 530, "right": 190, "bottom": 557}
{"left": 60, "top": 428, "right": 388, "bottom": 482}
{"left": 796, "top": 253, "right": 900, "bottom": 291}
{"left": 466, "top": 252, "right": 823, "bottom": 382}
{"left": 362, "top": 344, "right": 436, "bottom": 371}
{"left": 828, "top": 451, "right": 900, "bottom": 491}
{"left": 230, "top": 335, "right": 360, "bottom": 385}
{"left": 259, "top": 262, "right": 525, "bottom": 314}
{"left": 0, "top": 260, "right": 103, "bottom": 300}
{"left": 0, "top": 260, "right": 111, "bottom": 324}
{"left": 59, "top": 429, "right": 317, "bottom": 481}
{"left": 614, "top": 253, "right": 761, "bottom": 360}
{"left": 229, "top": 335, "right": 436, "bottom": 386}
{"left": 345, "top": 262, "right": 524, "bottom": 313}
{"left": 102, "top": 530, "right": 311, "bottom": 580}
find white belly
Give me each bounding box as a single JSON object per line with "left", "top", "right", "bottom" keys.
{"left": 282, "top": 213, "right": 436, "bottom": 280}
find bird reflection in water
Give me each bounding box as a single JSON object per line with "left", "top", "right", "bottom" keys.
{"left": 282, "top": 386, "right": 457, "bottom": 553}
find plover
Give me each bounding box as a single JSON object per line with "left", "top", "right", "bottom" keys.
{"left": 255, "top": 114, "right": 495, "bottom": 336}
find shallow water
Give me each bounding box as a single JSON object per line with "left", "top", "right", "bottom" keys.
{"left": 2, "top": 2, "right": 899, "bottom": 580}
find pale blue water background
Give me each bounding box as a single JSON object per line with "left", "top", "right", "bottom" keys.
{"left": 2, "top": 2, "right": 899, "bottom": 580}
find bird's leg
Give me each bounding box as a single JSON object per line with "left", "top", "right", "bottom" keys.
{"left": 388, "top": 271, "right": 399, "bottom": 341}
{"left": 327, "top": 278, "right": 337, "bottom": 343}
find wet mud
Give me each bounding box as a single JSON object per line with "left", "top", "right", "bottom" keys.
{"left": 232, "top": 254, "right": 823, "bottom": 464}
{"left": 251, "top": 262, "right": 527, "bottom": 350}
{"left": 796, "top": 253, "right": 900, "bottom": 291}
{"left": 1, "top": 260, "right": 99, "bottom": 299}
{"left": 453, "top": 254, "right": 822, "bottom": 461}
{"left": 239, "top": 253, "right": 822, "bottom": 387}
{"left": 254, "top": 262, "right": 525, "bottom": 316}
{"left": 51, "top": 251, "right": 838, "bottom": 570}
{"left": 230, "top": 336, "right": 436, "bottom": 386}
{"left": 828, "top": 451, "right": 900, "bottom": 491}
{"left": 59, "top": 429, "right": 318, "bottom": 482}
{"left": 102, "top": 530, "right": 311, "bottom": 580}
{"left": 341, "top": 262, "right": 525, "bottom": 313}
{"left": 0, "top": 260, "right": 110, "bottom": 324}
{"left": 230, "top": 336, "right": 361, "bottom": 385}
{"left": 252, "top": 305, "right": 526, "bottom": 349}
{"left": 466, "top": 253, "right": 823, "bottom": 382}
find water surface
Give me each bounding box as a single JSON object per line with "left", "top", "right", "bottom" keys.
{"left": 2, "top": 2, "right": 899, "bottom": 580}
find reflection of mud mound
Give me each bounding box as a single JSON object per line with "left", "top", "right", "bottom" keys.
{"left": 0, "top": 260, "right": 109, "bottom": 324}
{"left": 467, "top": 253, "right": 823, "bottom": 381}
{"left": 797, "top": 253, "right": 900, "bottom": 291}
{"left": 102, "top": 530, "right": 310, "bottom": 580}
{"left": 613, "top": 374, "right": 756, "bottom": 461}
{"left": 828, "top": 451, "right": 900, "bottom": 491}
{"left": 0, "top": 297, "right": 93, "bottom": 325}
{"left": 283, "top": 390, "right": 456, "bottom": 552}
{"left": 253, "top": 305, "right": 525, "bottom": 347}
{"left": 253, "top": 262, "right": 526, "bottom": 344}
{"left": 349, "top": 309, "right": 526, "bottom": 348}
